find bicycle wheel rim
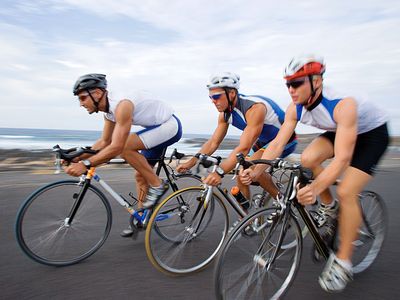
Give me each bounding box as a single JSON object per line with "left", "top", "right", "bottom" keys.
{"left": 15, "top": 180, "right": 112, "bottom": 266}
{"left": 145, "top": 186, "right": 228, "bottom": 275}
{"left": 215, "top": 207, "right": 302, "bottom": 300}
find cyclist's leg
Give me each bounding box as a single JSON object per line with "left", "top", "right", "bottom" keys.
{"left": 122, "top": 135, "right": 162, "bottom": 186}
{"left": 319, "top": 124, "right": 389, "bottom": 291}
{"left": 300, "top": 133, "right": 334, "bottom": 205}
{"left": 336, "top": 123, "right": 389, "bottom": 262}
{"left": 122, "top": 115, "right": 182, "bottom": 189}
{"left": 135, "top": 172, "right": 148, "bottom": 207}
{"left": 336, "top": 167, "right": 370, "bottom": 261}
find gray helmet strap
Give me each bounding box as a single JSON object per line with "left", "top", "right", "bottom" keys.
{"left": 88, "top": 89, "right": 108, "bottom": 113}
{"left": 87, "top": 90, "right": 99, "bottom": 113}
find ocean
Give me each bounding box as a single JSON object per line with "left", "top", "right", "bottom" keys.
{"left": 0, "top": 127, "right": 236, "bottom": 157}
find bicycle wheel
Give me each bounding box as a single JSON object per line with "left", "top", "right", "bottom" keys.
{"left": 349, "top": 191, "right": 387, "bottom": 274}
{"left": 15, "top": 180, "right": 112, "bottom": 266}
{"left": 145, "top": 186, "right": 229, "bottom": 275}
{"left": 172, "top": 173, "right": 202, "bottom": 189}
{"left": 215, "top": 207, "right": 302, "bottom": 300}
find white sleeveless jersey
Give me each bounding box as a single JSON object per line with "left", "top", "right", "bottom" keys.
{"left": 104, "top": 91, "right": 174, "bottom": 127}
{"left": 296, "top": 87, "right": 388, "bottom": 134}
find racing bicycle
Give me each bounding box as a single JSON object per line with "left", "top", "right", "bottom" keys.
{"left": 214, "top": 155, "right": 387, "bottom": 299}
{"left": 15, "top": 145, "right": 201, "bottom": 266}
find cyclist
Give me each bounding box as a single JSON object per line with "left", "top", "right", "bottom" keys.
{"left": 240, "top": 55, "right": 389, "bottom": 292}
{"left": 65, "top": 73, "right": 182, "bottom": 237}
{"left": 176, "top": 72, "right": 297, "bottom": 203}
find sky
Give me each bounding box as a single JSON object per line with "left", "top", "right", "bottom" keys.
{"left": 1, "top": 0, "right": 399, "bottom": 136}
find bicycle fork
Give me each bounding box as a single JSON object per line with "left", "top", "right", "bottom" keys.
{"left": 253, "top": 206, "right": 291, "bottom": 270}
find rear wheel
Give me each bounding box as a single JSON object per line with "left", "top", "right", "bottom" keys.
{"left": 340, "top": 191, "right": 387, "bottom": 273}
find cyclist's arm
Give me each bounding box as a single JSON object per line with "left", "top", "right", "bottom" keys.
{"left": 92, "top": 117, "right": 115, "bottom": 150}
{"left": 74, "top": 117, "right": 115, "bottom": 162}
{"left": 182, "top": 113, "right": 229, "bottom": 168}
{"left": 85, "top": 100, "right": 133, "bottom": 167}
{"left": 310, "top": 97, "right": 357, "bottom": 194}
{"left": 219, "top": 103, "right": 265, "bottom": 173}
{"left": 252, "top": 103, "right": 298, "bottom": 177}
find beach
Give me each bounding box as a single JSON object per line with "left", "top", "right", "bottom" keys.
{"left": 1, "top": 134, "right": 400, "bottom": 172}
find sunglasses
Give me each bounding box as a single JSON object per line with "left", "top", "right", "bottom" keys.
{"left": 209, "top": 92, "right": 225, "bottom": 101}
{"left": 286, "top": 78, "right": 307, "bottom": 89}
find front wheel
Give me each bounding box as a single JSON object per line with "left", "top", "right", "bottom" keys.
{"left": 145, "top": 186, "right": 229, "bottom": 275}
{"left": 215, "top": 207, "right": 302, "bottom": 300}
{"left": 15, "top": 180, "right": 112, "bottom": 266}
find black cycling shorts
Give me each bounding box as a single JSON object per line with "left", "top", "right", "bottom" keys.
{"left": 320, "top": 123, "right": 389, "bottom": 175}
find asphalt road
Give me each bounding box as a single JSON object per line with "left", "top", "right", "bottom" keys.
{"left": 1, "top": 166, "right": 400, "bottom": 300}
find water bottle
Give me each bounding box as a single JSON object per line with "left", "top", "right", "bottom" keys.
{"left": 231, "top": 186, "right": 250, "bottom": 210}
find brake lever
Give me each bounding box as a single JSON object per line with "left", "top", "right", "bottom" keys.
{"left": 54, "top": 152, "right": 62, "bottom": 174}
{"left": 232, "top": 162, "right": 240, "bottom": 180}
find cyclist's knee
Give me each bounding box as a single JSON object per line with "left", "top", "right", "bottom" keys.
{"left": 121, "top": 147, "right": 138, "bottom": 160}
{"left": 300, "top": 152, "right": 321, "bottom": 169}
{"left": 336, "top": 185, "right": 358, "bottom": 204}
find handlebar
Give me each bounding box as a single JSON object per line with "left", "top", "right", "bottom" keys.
{"left": 53, "top": 144, "right": 98, "bottom": 161}
{"left": 53, "top": 145, "right": 98, "bottom": 174}
{"left": 194, "top": 153, "right": 222, "bottom": 173}
{"left": 235, "top": 153, "right": 313, "bottom": 184}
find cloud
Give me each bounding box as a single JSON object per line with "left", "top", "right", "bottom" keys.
{"left": 0, "top": 0, "right": 399, "bottom": 134}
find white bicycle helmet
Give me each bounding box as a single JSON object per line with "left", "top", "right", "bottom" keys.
{"left": 207, "top": 72, "right": 240, "bottom": 90}
{"left": 284, "top": 55, "right": 325, "bottom": 80}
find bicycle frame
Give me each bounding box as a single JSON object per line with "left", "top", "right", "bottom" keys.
{"left": 63, "top": 149, "right": 188, "bottom": 228}
{"left": 202, "top": 164, "right": 248, "bottom": 220}
{"left": 263, "top": 168, "right": 330, "bottom": 266}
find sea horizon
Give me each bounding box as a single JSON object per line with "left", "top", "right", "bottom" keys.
{"left": 0, "top": 127, "right": 239, "bottom": 156}
{"left": 1, "top": 127, "right": 399, "bottom": 157}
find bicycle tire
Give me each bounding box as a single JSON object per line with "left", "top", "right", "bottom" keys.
{"left": 172, "top": 173, "right": 203, "bottom": 189}
{"left": 215, "top": 207, "right": 302, "bottom": 300}
{"left": 145, "top": 186, "right": 229, "bottom": 275}
{"left": 152, "top": 187, "right": 216, "bottom": 243}
{"left": 15, "top": 180, "right": 112, "bottom": 266}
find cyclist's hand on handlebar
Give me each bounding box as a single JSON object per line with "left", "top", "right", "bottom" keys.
{"left": 61, "top": 157, "right": 79, "bottom": 165}
{"left": 176, "top": 161, "right": 194, "bottom": 173}
{"left": 296, "top": 183, "right": 317, "bottom": 205}
{"left": 64, "top": 162, "right": 87, "bottom": 177}
{"left": 239, "top": 169, "right": 256, "bottom": 185}
{"left": 203, "top": 172, "right": 222, "bottom": 186}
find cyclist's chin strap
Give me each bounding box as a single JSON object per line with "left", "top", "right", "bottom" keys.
{"left": 88, "top": 89, "right": 109, "bottom": 114}
{"left": 305, "top": 75, "right": 322, "bottom": 107}
{"left": 223, "top": 88, "right": 236, "bottom": 122}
